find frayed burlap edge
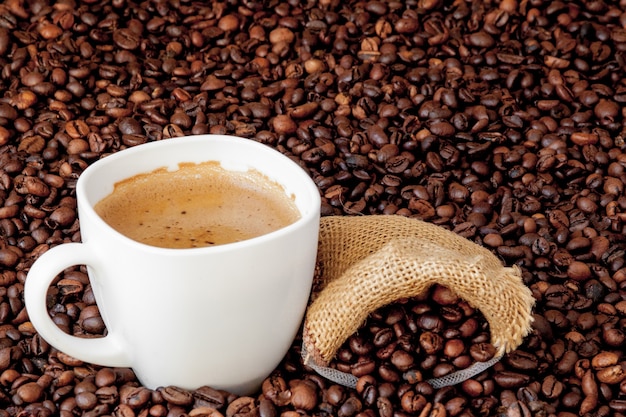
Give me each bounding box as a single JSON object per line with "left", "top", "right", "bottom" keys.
{"left": 302, "top": 215, "right": 535, "bottom": 367}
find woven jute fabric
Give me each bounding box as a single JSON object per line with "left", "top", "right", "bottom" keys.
{"left": 302, "top": 215, "right": 535, "bottom": 366}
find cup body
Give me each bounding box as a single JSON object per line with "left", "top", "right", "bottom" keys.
{"left": 25, "top": 135, "right": 321, "bottom": 394}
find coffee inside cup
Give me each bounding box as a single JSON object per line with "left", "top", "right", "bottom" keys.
{"left": 94, "top": 161, "right": 301, "bottom": 249}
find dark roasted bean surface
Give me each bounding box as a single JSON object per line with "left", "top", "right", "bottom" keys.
{"left": 1, "top": 0, "right": 626, "bottom": 416}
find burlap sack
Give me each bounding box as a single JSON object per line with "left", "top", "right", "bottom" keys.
{"left": 302, "top": 215, "right": 535, "bottom": 370}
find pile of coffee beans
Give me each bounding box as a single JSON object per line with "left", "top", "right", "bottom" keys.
{"left": 1, "top": 0, "right": 626, "bottom": 415}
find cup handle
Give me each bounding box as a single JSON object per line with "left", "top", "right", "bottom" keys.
{"left": 25, "top": 243, "right": 131, "bottom": 367}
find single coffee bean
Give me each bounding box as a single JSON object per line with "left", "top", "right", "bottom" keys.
{"left": 113, "top": 28, "right": 140, "bottom": 50}
{"left": 290, "top": 381, "right": 317, "bottom": 410}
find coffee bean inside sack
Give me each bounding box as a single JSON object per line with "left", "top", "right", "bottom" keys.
{"left": 1, "top": 0, "right": 626, "bottom": 416}
{"left": 322, "top": 284, "right": 498, "bottom": 385}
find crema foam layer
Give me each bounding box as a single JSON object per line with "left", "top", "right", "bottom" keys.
{"left": 94, "top": 161, "right": 301, "bottom": 249}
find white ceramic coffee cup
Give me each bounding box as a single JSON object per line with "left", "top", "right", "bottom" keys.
{"left": 24, "top": 135, "right": 321, "bottom": 394}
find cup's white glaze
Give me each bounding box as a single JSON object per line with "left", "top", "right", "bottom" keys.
{"left": 25, "top": 135, "right": 321, "bottom": 394}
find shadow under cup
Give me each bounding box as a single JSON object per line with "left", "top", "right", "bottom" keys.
{"left": 25, "top": 135, "right": 322, "bottom": 394}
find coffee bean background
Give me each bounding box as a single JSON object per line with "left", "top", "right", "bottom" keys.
{"left": 0, "top": 0, "right": 626, "bottom": 415}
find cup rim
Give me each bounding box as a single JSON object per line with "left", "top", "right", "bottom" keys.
{"left": 76, "top": 135, "right": 321, "bottom": 253}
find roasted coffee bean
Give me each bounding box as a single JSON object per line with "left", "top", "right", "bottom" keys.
{"left": 113, "top": 28, "right": 140, "bottom": 50}
{"left": 400, "top": 390, "right": 427, "bottom": 414}
{"left": 494, "top": 372, "right": 531, "bottom": 389}
{"left": 16, "top": 381, "right": 44, "bottom": 403}
{"left": 226, "top": 396, "right": 257, "bottom": 417}
{"left": 262, "top": 376, "right": 290, "bottom": 407}
{"left": 158, "top": 386, "right": 193, "bottom": 406}
{"left": 193, "top": 386, "right": 225, "bottom": 409}
{"left": 290, "top": 381, "right": 317, "bottom": 410}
